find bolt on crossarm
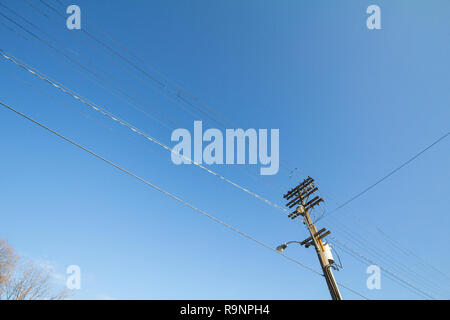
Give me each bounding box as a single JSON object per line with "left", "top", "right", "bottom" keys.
{"left": 281, "top": 177, "right": 342, "bottom": 300}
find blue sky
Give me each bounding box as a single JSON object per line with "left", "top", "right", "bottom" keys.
{"left": 0, "top": 0, "right": 449, "bottom": 299}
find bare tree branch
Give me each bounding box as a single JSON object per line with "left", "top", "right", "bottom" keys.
{"left": 0, "top": 239, "right": 68, "bottom": 300}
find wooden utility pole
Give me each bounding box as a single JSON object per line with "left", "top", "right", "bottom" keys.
{"left": 283, "top": 177, "right": 342, "bottom": 300}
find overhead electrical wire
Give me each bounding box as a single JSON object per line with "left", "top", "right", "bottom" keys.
{"left": 329, "top": 236, "right": 437, "bottom": 300}
{"left": 325, "top": 218, "right": 448, "bottom": 299}
{"left": 0, "top": 7, "right": 179, "bottom": 130}
{"left": 0, "top": 3, "right": 315, "bottom": 203}
{"left": 0, "top": 67, "right": 118, "bottom": 135}
{"left": 0, "top": 50, "right": 290, "bottom": 215}
{"left": 328, "top": 238, "right": 434, "bottom": 300}
{"left": 41, "top": 0, "right": 450, "bottom": 288}
{"left": 315, "top": 136, "right": 450, "bottom": 296}
{"left": 38, "top": 0, "right": 166, "bottom": 89}
{"left": 319, "top": 131, "right": 450, "bottom": 221}
{"left": 39, "top": 0, "right": 296, "bottom": 174}
{"left": 42, "top": 0, "right": 450, "bottom": 241}
{"left": 375, "top": 227, "right": 450, "bottom": 284}
{"left": 39, "top": 0, "right": 252, "bottom": 130}
{"left": 25, "top": 0, "right": 230, "bottom": 128}
{"left": 318, "top": 190, "right": 450, "bottom": 298}
{"left": 310, "top": 183, "right": 450, "bottom": 297}
{"left": 1, "top": 49, "right": 441, "bottom": 300}
{"left": 0, "top": 99, "right": 369, "bottom": 300}
{"left": 40, "top": 0, "right": 229, "bottom": 127}
{"left": 0, "top": 4, "right": 291, "bottom": 215}
{"left": 0, "top": 42, "right": 440, "bottom": 302}
{"left": 0, "top": 18, "right": 28, "bottom": 41}
{"left": 21, "top": 0, "right": 203, "bottom": 127}
{"left": 0, "top": 7, "right": 289, "bottom": 212}
{"left": 10, "top": 0, "right": 288, "bottom": 192}
{"left": 326, "top": 205, "right": 450, "bottom": 296}
{"left": 3, "top": 0, "right": 447, "bottom": 299}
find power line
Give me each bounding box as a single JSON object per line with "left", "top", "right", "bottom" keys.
{"left": 2, "top": 47, "right": 440, "bottom": 299}
{"left": 39, "top": 0, "right": 295, "bottom": 173}
{"left": 328, "top": 238, "right": 434, "bottom": 300}
{"left": 2, "top": 48, "right": 441, "bottom": 300}
{"left": 0, "top": 99, "right": 368, "bottom": 300}
{"left": 319, "top": 131, "right": 450, "bottom": 221}
{"left": 375, "top": 227, "right": 450, "bottom": 284}
{"left": 4, "top": 1, "right": 445, "bottom": 298}
{"left": 0, "top": 5, "right": 303, "bottom": 202}
{"left": 281, "top": 179, "right": 445, "bottom": 299}
{"left": 326, "top": 207, "right": 450, "bottom": 297}
{"left": 326, "top": 218, "right": 448, "bottom": 299}
{"left": 317, "top": 186, "right": 450, "bottom": 298}
{"left": 311, "top": 182, "right": 450, "bottom": 297}
{"left": 41, "top": 0, "right": 248, "bottom": 129}
{"left": 329, "top": 236, "right": 437, "bottom": 300}
{"left": 10, "top": 0, "right": 289, "bottom": 194}
{"left": 38, "top": 0, "right": 166, "bottom": 89}
{"left": 21, "top": 0, "right": 199, "bottom": 129}
{"left": 0, "top": 48, "right": 440, "bottom": 300}
{"left": 38, "top": 0, "right": 449, "bottom": 228}
{"left": 0, "top": 7, "right": 178, "bottom": 129}
{"left": 29, "top": 0, "right": 233, "bottom": 130}
{"left": 65, "top": 0, "right": 448, "bottom": 280}
{"left": 0, "top": 50, "right": 290, "bottom": 214}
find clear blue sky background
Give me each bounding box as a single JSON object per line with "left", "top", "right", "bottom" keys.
{"left": 1, "top": 0, "right": 449, "bottom": 299}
